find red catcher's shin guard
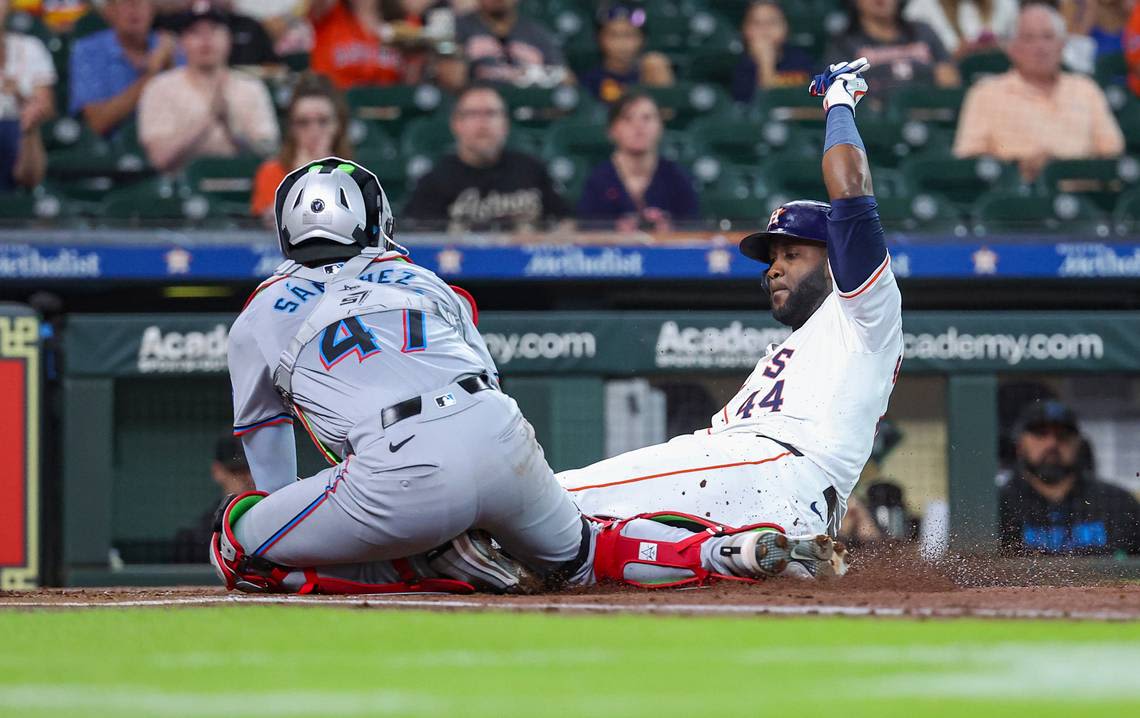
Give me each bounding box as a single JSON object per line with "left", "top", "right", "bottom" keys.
{"left": 591, "top": 512, "right": 785, "bottom": 589}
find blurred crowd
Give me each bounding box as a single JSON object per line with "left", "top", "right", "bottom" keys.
{"left": 1, "top": 0, "right": 1139, "bottom": 233}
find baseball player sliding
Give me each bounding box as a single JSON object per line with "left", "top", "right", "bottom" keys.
{"left": 560, "top": 58, "right": 904, "bottom": 564}
{"left": 209, "top": 152, "right": 847, "bottom": 595}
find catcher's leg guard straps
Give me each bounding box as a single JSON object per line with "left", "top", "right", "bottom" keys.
{"left": 592, "top": 512, "right": 786, "bottom": 589}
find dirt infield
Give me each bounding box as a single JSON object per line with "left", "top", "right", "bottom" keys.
{"left": 4, "top": 549, "right": 1139, "bottom": 620}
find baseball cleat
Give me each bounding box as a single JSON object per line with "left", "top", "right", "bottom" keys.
{"left": 750, "top": 532, "right": 848, "bottom": 579}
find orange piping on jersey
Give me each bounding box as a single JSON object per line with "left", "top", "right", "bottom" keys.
{"left": 837, "top": 254, "right": 891, "bottom": 299}
{"left": 242, "top": 275, "right": 289, "bottom": 311}
{"left": 567, "top": 451, "right": 793, "bottom": 492}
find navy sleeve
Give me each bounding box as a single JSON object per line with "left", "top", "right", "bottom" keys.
{"left": 731, "top": 56, "right": 757, "bottom": 103}
{"left": 827, "top": 195, "right": 888, "bottom": 293}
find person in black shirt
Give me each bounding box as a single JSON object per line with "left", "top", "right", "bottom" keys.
{"left": 403, "top": 83, "right": 570, "bottom": 232}
{"left": 999, "top": 400, "right": 1140, "bottom": 556}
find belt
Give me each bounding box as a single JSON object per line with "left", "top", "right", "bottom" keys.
{"left": 381, "top": 374, "right": 494, "bottom": 429}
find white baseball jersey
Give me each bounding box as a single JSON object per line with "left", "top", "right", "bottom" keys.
{"left": 706, "top": 254, "right": 903, "bottom": 499}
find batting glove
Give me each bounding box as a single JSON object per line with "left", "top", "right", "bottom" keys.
{"left": 809, "top": 57, "right": 871, "bottom": 114}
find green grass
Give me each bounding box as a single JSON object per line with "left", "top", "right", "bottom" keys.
{"left": 1, "top": 608, "right": 1138, "bottom": 717}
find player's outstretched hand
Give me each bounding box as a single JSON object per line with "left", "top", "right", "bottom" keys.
{"left": 809, "top": 57, "right": 870, "bottom": 115}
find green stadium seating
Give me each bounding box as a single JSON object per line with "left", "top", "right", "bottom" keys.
{"left": 546, "top": 154, "right": 590, "bottom": 203}
{"left": 99, "top": 178, "right": 218, "bottom": 225}
{"left": 497, "top": 84, "right": 586, "bottom": 127}
{"left": 72, "top": 9, "right": 109, "bottom": 38}
{"left": 1094, "top": 53, "right": 1127, "bottom": 87}
{"left": 687, "top": 47, "right": 745, "bottom": 87}
{"left": 5, "top": 11, "right": 51, "bottom": 40}
{"left": 544, "top": 120, "right": 611, "bottom": 167}
{"left": 1113, "top": 187, "right": 1140, "bottom": 234}
{"left": 874, "top": 192, "right": 965, "bottom": 234}
{"left": 752, "top": 86, "right": 826, "bottom": 126}
{"left": 346, "top": 85, "right": 445, "bottom": 134}
{"left": 1116, "top": 100, "right": 1140, "bottom": 155}
{"left": 959, "top": 52, "right": 1010, "bottom": 84}
{"left": 972, "top": 190, "right": 1109, "bottom": 236}
{"left": 857, "top": 117, "right": 921, "bottom": 168}
{"left": 901, "top": 154, "right": 1020, "bottom": 210}
{"left": 0, "top": 186, "right": 78, "bottom": 223}
{"left": 183, "top": 156, "right": 263, "bottom": 215}
{"left": 507, "top": 126, "right": 546, "bottom": 156}
{"left": 688, "top": 117, "right": 816, "bottom": 184}
{"left": 400, "top": 115, "right": 455, "bottom": 160}
{"left": 633, "top": 82, "right": 730, "bottom": 129}
{"left": 889, "top": 86, "right": 966, "bottom": 129}
{"left": 1040, "top": 157, "right": 1140, "bottom": 213}
{"left": 759, "top": 153, "right": 829, "bottom": 202}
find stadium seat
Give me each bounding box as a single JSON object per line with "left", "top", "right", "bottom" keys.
{"left": 687, "top": 47, "right": 745, "bottom": 87}
{"left": 689, "top": 117, "right": 815, "bottom": 184}
{"left": 497, "top": 84, "right": 586, "bottom": 128}
{"left": 400, "top": 115, "right": 456, "bottom": 160}
{"left": 1115, "top": 100, "right": 1140, "bottom": 155}
{"left": 0, "top": 186, "right": 78, "bottom": 223}
{"left": 99, "top": 178, "right": 218, "bottom": 225}
{"left": 544, "top": 120, "right": 612, "bottom": 167}
{"left": 1094, "top": 52, "right": 1127, "bottom": 87}
{"left": 507, "top": 126, "right": 546, "bottom": 156}
{"left": 184, "top": 156, "right": 263, "bottom": 215}
{"left": 347, "top": 118, "right": 400, "bottom": 158}
{"left": 857, "top": 117, "right": 921, "bottom": 168}
{"left": 889, "top": 86, "right": 966, "bottom": 129}
{"left": 752, "top": 86, "right": 826, "bottom": 126}
{"left": 546, "top": 154, "right": 590, "bottom": 203}
{"left": 759, "top": 153, "right": 829, "bottom": 202}
{"left": 972, "top": 190, "right": 1109, "bottom": 236}
{"left": 1113, "top": 187, "right": 1140, "bottom": 235}
{"left": 346, "top": 85, "right": 445, "bottom": 134}
{"left": 874, "top": 192, "right": 965, "bottom": 234}
{"left": 959, "top": 51, "right": 1010, "bottom": 84}
{"left": 635, "top": 82, "right": 730, "bottom": 129}
{"left": 1040, "top": 157, "right": 1140, "bottom": 213}
{"left": 901, "top": 154, "right": 1020, "bottom": 210}
{"left": 71, "top": 9, "right": 109, "bottom": 38}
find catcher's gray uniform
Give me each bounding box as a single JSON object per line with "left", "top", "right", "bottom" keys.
{"left": 227, "top": 248, "right": 591, "bottom": 582}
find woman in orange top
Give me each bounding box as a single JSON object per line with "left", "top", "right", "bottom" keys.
{"left": 309, "top": 0, "right": 407, "bottom": 88}
{"left": 250, "top": 73, "right": 353, "bottom": 224}
{"left": 1127, "top": 1, "right": 1140, "bottom": 98}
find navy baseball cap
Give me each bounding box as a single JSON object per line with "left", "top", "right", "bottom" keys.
{"left": 740, "top": 200, "right": 831, "bottom": 263}
{"left": 1014, "top": 400, "right": 1079, "bottom": 437}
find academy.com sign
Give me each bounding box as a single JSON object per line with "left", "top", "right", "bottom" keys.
{"left": 904, "top": 327, "right": 1104, "bottom": 366}
{"left": 483, "top": 331, "right": 597, "bottom": 364}
{"left": 137, "top": 324, "right": 229, "bottom": 373}
{"left": 655, "top": 321, "right": 790, "bottom": 369}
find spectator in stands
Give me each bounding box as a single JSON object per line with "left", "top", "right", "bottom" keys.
{"left": 404, "top": 82, "right": 569, "bottom": 232}
{"left": 731, "top": 0, "right": 815, "bottom": 103}
{"left": 453, "top": 0, "right": 570, "bottom": 87}
{"left": 70, "top": 0, "right": 177, "bottom": 139}
{"left": 1128, "top": 1, "right": 1140, "bottom": 96}
{"left": 953, "top": 3, "right": 1124, "bottom": 182}
{"left": 827, "top": 0, "right": 960, "bottom": 107}
{"left": 11, "top": 0, "right": 90, "bottom": 33}
{"left": 200, "top": 1, "right": 280, "bottom": 67}
{"left": 903, "top": 0, "right": 1019, "bottom": 57}
{"left": 577, "top": 91, "right": 699, "bottom": 232}
{"left": 174, "top": 432, "right": 254, "bottom": 563}
{"left": 251, "top": 73, "right": 351, "bottom": 225}
{"left": 580, "top": 4, "right": 673, "bottom": 104}
{"left": 0, "top": 0, "right": 55, "bottom": 191}
{"left": 1060, "top": 0, "right": 1134, "bottom": 62}
{"left": 999, "top": 400, "right": 1140, "bottom": 555}
{"left": 138, "top": 2, "right": 278, "bottom": 173}
{"left": 309, "top": 0, "right": 409, "bottom": 88}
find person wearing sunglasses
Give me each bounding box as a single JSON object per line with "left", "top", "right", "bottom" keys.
{"left": 580, "top": 3, "right": 673, "bottom": 104}
{"left": 251, "top": 72, "right": 352, "bottom": 224}
{"left": 999, "top": 400, "right": 1140, "bottom": 555}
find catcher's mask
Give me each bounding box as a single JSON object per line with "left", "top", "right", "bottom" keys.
{"left": 740, "top": 199, "right": 830, "bottom": 293}
{"left": 274, "top": 157, "right": 397, "bottom": 266}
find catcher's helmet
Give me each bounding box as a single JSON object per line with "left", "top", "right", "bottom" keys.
{"left": 274, "top": 157, "right": 397, "bottom": 266}
{"left": 739, "top": 199, "right": 831, "bottom": 264}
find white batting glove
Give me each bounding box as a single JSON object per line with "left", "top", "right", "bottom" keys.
{"left": 809, "top": 57, "right": 871, "bottom": 114}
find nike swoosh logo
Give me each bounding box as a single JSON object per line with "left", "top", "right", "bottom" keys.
{"left": 809, "top": 501, "right": 824, "bottom": 522}
{"left": 389, "top": 435, "right": 415, "bottom": 452}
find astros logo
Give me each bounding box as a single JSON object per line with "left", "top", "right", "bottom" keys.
{"left": 768, "top": 207, "right": 786, "bottom": 230}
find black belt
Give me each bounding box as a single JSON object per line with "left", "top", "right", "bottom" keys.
{"left": 381, "top": 374, "right": 493, "bottom": 429}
